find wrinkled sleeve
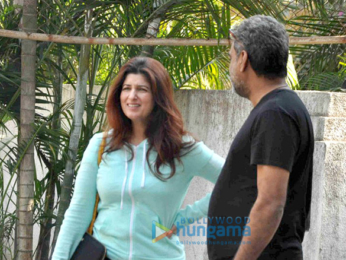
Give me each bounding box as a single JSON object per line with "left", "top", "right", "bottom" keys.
{"left": 250, "top": 109, "right": 299, "bottom": 172}
{"left": 52, "top": 133, "right": 102, "bottom": 260}
{"left": 174, "top": 141, "right": 225, "bottom": 227}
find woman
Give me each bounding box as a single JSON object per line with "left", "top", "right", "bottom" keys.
{"left": 52, "top": 57, "right": 224, "bottom": 260}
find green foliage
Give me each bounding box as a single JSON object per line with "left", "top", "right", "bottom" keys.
{"left": 286, "top": 11, "right": 346, "bottom": 90}
{"left": 301, "top": 54, "right": 346, "bottom": 91}
{"left": 157, "top": 0, "right": 232, "bottom": 89}
{"left": 0, "top": 137, "right": 17, "bottom": 260}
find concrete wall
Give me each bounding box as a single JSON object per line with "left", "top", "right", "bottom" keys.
{"left": 174, "top": 90, "right": 346, "bottom": 260}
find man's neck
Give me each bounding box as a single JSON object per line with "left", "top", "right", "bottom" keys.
{"left": 248, "top": 78, "right": 287, "bottom": 107}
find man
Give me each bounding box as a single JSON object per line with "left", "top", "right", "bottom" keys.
{"left": 207, "top": 15, "right": 314, "bottom": 260}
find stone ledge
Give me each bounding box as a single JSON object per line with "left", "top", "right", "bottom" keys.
{"left": 297, "top": 91, "right": 331, "bottom": 117}
{"left": 176, "top": 90, "right": 346, "bottom": 118}
{"left": 330, "top": 93, "right": 346, "bottom": 117}
{"left": 319, "top": 160, "right": 346, "bottom": 260}
{"left": 324, "top": 141, "right": 346, "bottom": 162}
{"left": 312, "top": 117, "right": 346, "bottom": 141}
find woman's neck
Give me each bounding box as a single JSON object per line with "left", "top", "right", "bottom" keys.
{"left": 130, "top": 122, "right": 147, "bottom": 146}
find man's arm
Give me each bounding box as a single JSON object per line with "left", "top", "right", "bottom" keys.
{"left": 233, "top": 165, "right": 289, "bottom": 260}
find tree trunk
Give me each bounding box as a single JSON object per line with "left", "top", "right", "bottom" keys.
{"left": 35, "top": 46, "right": 63, "bottom": 260}
{"left": 50, "top": 9, "right": 93, "bottom": 256}
{"left": 141, "top": 0, "right": 168, "bottom": 57}
{"left": 13, "top": 0, "right": 24, "bottom": 257}
{"left": 141, "top": 17, "right": 162, "bottom": 57}
{"left": 16, "top": 0, "right": 37, "bottom": 259}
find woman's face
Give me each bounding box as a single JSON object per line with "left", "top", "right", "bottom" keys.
{"left": 120, "top": 73, "right": 155, "bottom": 126}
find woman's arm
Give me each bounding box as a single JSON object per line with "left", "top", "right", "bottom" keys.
{"left": 173, "top": 141, "right": 225, "bottom": 227}
{"left": 52, "top": 133, "right": 103, "bottom": 260}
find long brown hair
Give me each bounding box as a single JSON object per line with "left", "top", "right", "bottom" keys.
{"left": 105, "top": 56, "right": 194, "bottom": 180}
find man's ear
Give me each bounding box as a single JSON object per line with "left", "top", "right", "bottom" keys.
{"left": 238, "top": 50, "right": 249, "bottom": 72}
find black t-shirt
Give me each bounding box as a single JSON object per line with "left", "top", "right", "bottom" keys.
{"left": 207, "top": 88, "right": 314, "bottom": 260}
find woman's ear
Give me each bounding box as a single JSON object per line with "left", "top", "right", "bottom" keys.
{"left": 239, "top": 50, "right": 249, "bottom": 72}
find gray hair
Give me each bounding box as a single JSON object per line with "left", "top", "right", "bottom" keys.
{"left": 232, "top": 15, "right": 289, "bottom": 79}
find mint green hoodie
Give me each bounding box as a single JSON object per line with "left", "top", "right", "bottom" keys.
{"left": 52, "top": 132, "right": 224, "bottom": 260}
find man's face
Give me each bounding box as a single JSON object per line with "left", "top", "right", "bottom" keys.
{"left": 229, "top": 43, "right": 250, "bottom": 99}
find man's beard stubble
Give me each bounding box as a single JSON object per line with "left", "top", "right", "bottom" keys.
{"left": 230, "top": 75, "right": 250, "bottom": 99}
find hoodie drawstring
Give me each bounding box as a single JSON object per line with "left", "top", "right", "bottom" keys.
{"left": 120, "top": 149, "right": 128, "bottom": 210}
{"left": 141, "top": 142, "right": 146, "bottom": 188}
{"left": 120, "top": 141, "right": 147, "bottom": 209}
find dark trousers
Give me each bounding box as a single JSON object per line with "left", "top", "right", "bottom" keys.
{"left": 216, "top": 251, "right": 303, "bottom": 260}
